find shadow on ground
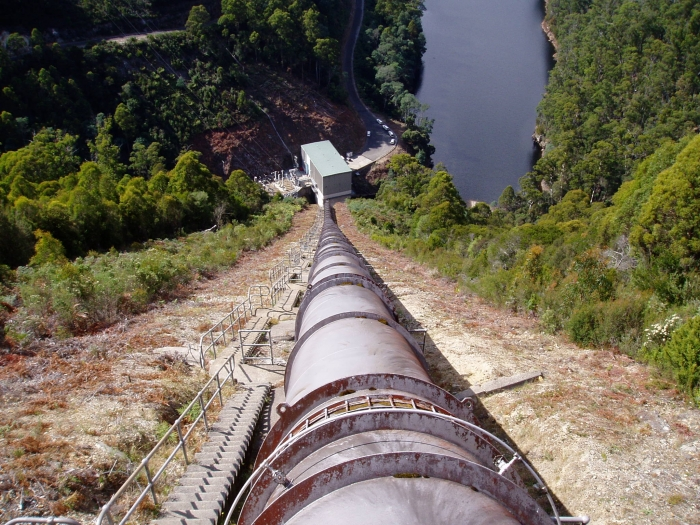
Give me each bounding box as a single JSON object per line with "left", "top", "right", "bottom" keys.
{"left": 327, "top": 205, "right": 575, "bottom": 519}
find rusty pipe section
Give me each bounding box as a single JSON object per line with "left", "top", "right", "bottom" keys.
{"left": 238, "top": 204, "right": 556, "bottom": 525}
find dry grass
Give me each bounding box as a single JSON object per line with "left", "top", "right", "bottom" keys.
{"left": 334, "top": 202, "right": 700, "bottom": 525}
{"left": 0, "top": 206, "right": 318, "bottom": 523}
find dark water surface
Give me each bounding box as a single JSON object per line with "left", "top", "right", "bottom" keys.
{"left": 416, "top": 0, "right": 554, "bottom": 202}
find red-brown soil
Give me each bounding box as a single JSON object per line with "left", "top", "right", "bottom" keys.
{"left": 0, "top": 208, "right": 318, "bottom": 523}
{"left": 191, "top": 68, "right": 366, "bottom": 178}
{"left": 334, "top": 202, "right": 700, "bottom": 525}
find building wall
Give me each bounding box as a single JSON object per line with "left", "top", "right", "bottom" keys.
{"left": 301, "top": 152, "right": 323, "bottom": 194}
{"left": 300, "top": 144, "right": 351, "bottom": 203}
{"left": 323, "top": 172, "right": 352, "bottom": 198}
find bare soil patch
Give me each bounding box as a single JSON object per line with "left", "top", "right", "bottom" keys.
{"left": 192, "top": 68, "right": 366, "bottom": 178}
{"left": 334, "top": 202, "right": 700, "bottom": 525}
{"left": 0, "top": 207, "right": 318, "bottom": 523}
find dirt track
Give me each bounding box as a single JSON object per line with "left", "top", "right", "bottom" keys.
{"left": 334, "top": 203, "right": 700, "bottom": 525}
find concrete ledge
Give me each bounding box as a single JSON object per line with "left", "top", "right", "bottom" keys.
{"left": 458, "top": 371, "right": 544, "bottom": 399}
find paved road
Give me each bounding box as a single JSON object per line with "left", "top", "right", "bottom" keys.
{"left": 342, "top": 0, "right": 396, "bottom": 162}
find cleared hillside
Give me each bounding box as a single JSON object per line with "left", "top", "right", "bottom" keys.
{"left": 334, "top": 202, "right": 700, "bottom": 525}
{"left": 0, "top": 206, "right": 317, "bottom": 522}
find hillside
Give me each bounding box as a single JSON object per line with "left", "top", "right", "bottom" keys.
{"left": 191, "top": 67, "right": 365, "bottom": 178}
{"left": 3, "top": 200, "right": 695, "bottom": 524}
{"left": 0, "top": 206, "right": 318, "bottom": 522}
{"left": 334, "top": 203, "right": 700, "bottom": 524}
{"left": 2, "top": 0, "right": 700, "bottom": 522}
{"left": 0, "top": 0, "right": 222, "bottom": 41}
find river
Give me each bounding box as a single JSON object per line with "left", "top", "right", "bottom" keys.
{"left": 416, "top": 0, "right": 554, "bottom": 203}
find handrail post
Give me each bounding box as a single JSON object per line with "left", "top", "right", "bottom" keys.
{"left": 239, "top": 329, "right": 245, "bottom": 362}
{"left": 216, "top": 374, "right": 223, "bottom": 405}
{"left": 200, "top": 395, "right": 209, "bottom": 431}
{"left": 143, "top": 462, "right": 158, "bottom": 504}
{"left": 175, "top": 420, "right": 188, "bottom": 464}
{"left": 230, "top": 356, "right": 236, "bottom": 383}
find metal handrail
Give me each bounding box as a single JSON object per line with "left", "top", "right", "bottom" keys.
{"left": 198, "top": 297, "right": 254, "bottom": 366}
{"left": 96, "top": 353, "right": 238, "bottom": 525}
{"left": 95, "top": 208, "right": 323, "bottom": 525}
{"left": 249, "top": 285, "right": 271, "bottom": 310}
{"left": 223, "top": 407, "right": 566, "bottom": 525}
{"left": 239, "top": 329, "right": 274, "bottom": 364}
{"left": 286, "top": 264, "right": 304, "bottom": 284}
{"left": 270, "top": 274, "right": 288, "bottom": 306}
{"left": 408, "top": 328, "right": 428, "bottom": 352}
{"left": 269, "top": 261, "right": 286, "bottom": 285}
{"left": 4, "top": 519, "right": 81, "bottom": 525}
{"left": 197, "top": 210, "right": 323, "bottom": 368}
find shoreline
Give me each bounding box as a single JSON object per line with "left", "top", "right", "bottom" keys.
{"left": 533, "top": 0, "right": 558, "bottom": 155}
{"left": 541, "top": 0, "right": 559, "bottom": 56}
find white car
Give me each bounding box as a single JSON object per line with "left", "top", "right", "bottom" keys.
{"left": 382, "top": 125, "right": 389, "bottom": 131}
{"left": 367, "top": 130, "right": 371, "bottom": 136}
{"left": 376, "top": 118, "right": 383, "bottom": 124}
{"left": 389, "top": 131, "right": 394, "bottom": 137}
{"left": 390, "top": 138, "right": 396, "bottom": 145}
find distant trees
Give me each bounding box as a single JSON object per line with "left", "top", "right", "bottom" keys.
{"left": 0, "top": 127, "right": 269, "bottom": 268}
{"left": 631, "top": 134, "right": 700, "bottom": 268}
{"left": 218, "top": 0, "right": 349, "bottom": 91}
{"left": 520, "top": 0, "right": 700, "bottom": 214}
{"left": 348, "top": 132, "right": 700, "bottom": 404}
{"left": 0, "top": 0, "right": 352, "bottom": 272}
{"left": 355, "top": 0, "right": 433, "bottom": 163}
{"left": 186, "top": 5, "right": 211, "bottom": 37}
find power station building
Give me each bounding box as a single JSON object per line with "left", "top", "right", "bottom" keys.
{"left": 300, "top": 140, "right": 352, "bottom": 205}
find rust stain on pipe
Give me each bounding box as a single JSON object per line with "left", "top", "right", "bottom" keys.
{"left": 238, "top": 203, "right": 557, "bottom": 525}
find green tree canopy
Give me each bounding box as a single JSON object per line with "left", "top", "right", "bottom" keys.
{"left": 631, "top": 134, "right": 700, "bottom": 267}
{"left": 29, "top": 229, "right": 68, "bottom": 266}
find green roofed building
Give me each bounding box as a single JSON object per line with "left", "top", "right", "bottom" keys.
{"left": 300, "top": 140, "right": 352, "bottom": 205}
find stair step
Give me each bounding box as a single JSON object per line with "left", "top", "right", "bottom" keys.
{"left": 151, "top": 384, "right": 270, "bottom": 525}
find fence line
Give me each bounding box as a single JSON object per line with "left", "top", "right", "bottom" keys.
{"left": 95, "top": 354, "right": 238, "bottom": 525}
{"left": 239, "top": 329, "right": 274, "bottom": 364}
{"left": 197, "top": 208, "right": 323, "bottom": 368}
{"left": 6, "top": 209, "right": 325, "bottom": 525}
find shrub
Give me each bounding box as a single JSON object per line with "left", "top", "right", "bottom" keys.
{"left": 29, "top": 229, "right": 68, "bottom": 266}
{"left": 567, "top": 297, "right": 646, "bottom": 348}
{"left": 567, "top": 304, "right": 599, "bottom": 346}
{"left": 657, "top": 317, "right": 700, "bottom": 404}
{"left": 11, "top": 201, "right": 302, "bottom": 338}
{"left": 540, "top": 308, "right": 562, "bottom": 334}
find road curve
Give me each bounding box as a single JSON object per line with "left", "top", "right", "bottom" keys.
{"left": 342, "top": 0, "right": 396, "bottom": 162}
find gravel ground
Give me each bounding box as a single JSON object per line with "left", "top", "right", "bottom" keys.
{"left": 0, "top": 206, "right": 318, "bottom": 523}
{"left": 335, "top": 202, "right": 700, "bottom": 525}
{"left": 3, "top": 202, "right": 698, "bottom": 524}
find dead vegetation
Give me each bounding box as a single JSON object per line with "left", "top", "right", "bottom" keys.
{"left": 0, "top": 207, "right": 318, "bottom": 523}
{"left": 191, "top": 68, "right": 366, "bottom": 178}
{"left": 334, "top": 202, "right": 700, "bottom": 525}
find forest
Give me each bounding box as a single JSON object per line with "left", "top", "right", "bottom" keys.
{"left": 354, "top": 0, "right": 435, "bottom": 163}
{"left": 522, "top": 0, "right": 700, "bottom": 217}
{"left": 348, "top": 0, "right": 700, "bottom": 405}
{"left": 0, "top": 0, "right": 350, "bottom": 269}
{"left": 0, "top": 0, "right": 354, "bottom": 344}
{"left": 4, "top": 0, "right": 700, "bottom": 403}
